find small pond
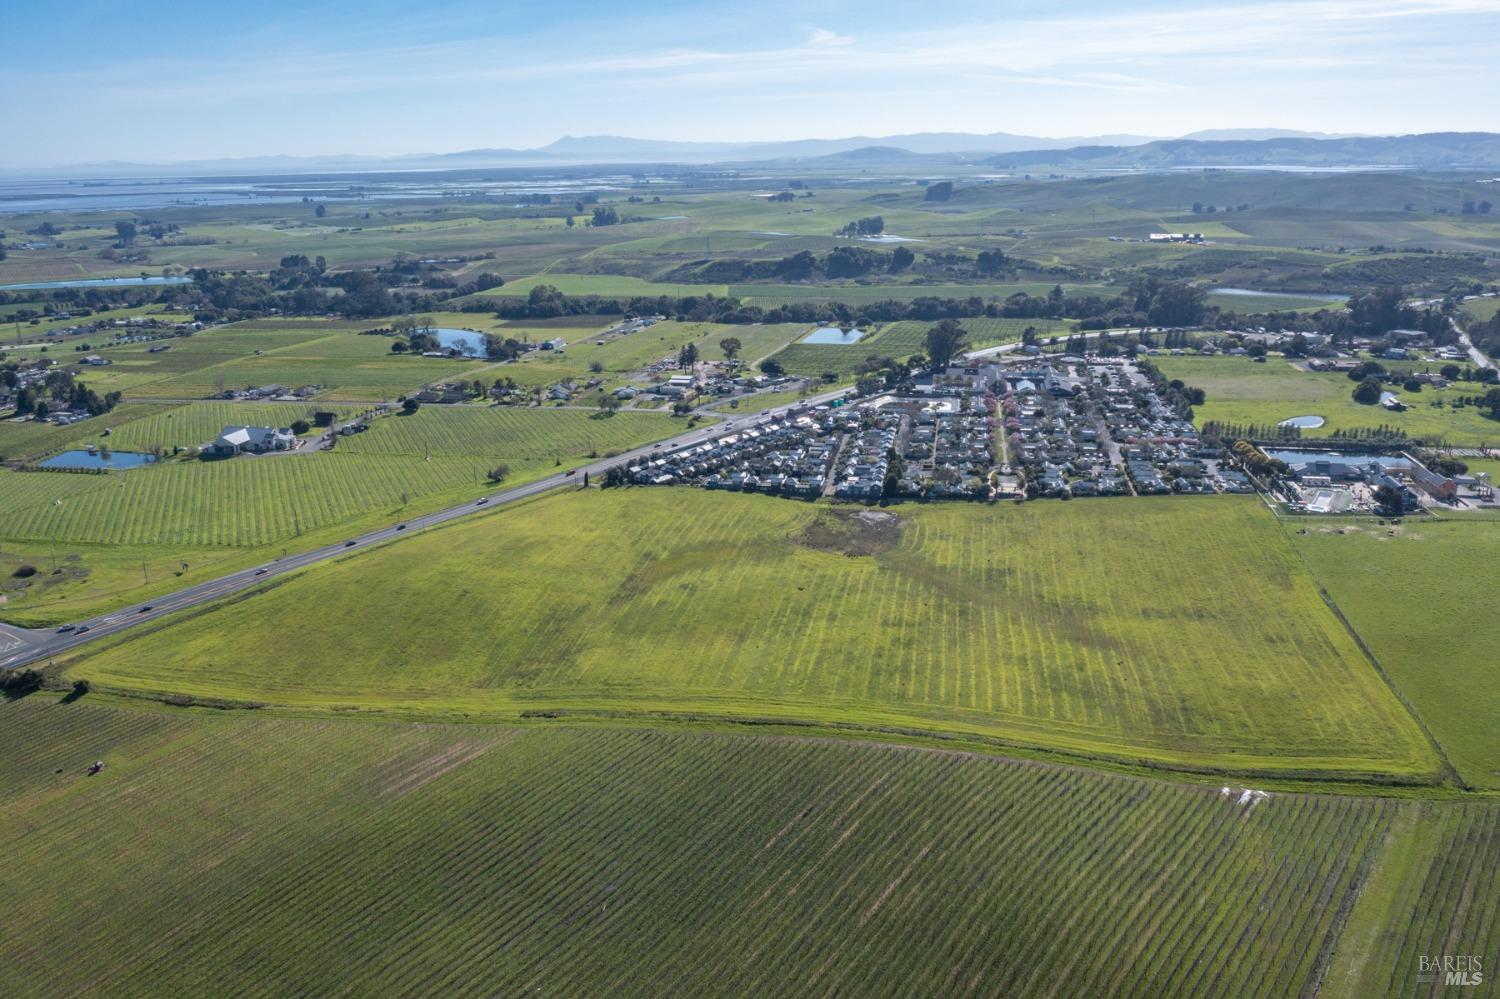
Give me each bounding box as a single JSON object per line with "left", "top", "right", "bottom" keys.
{"left": 0, "top": 276, "right": 192, "bottom": 291}
{"left": 859, "top": 234, "right": 922, "bottom": 244}
{"left": 1278, "top": 415, "right": 1326, "bottom": 429}
{"left": 41, "top": 449, "right": 158, "bottom": 470}
{"left": 1210, "top": 286, "right": 1345, "bottom": 302}
{"left": 427, "top": 327, "right": 487, "bottom": 358}
{"left": 803, "top": 326, "right": 866, "bottom": 345}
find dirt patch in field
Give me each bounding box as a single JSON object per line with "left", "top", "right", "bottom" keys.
{"left": 794, "top": 508, "right": 903, "bottom": 558}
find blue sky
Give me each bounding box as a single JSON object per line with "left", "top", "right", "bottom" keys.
{"left": 3, "top": 0, "right": 1499, "bottom": 165}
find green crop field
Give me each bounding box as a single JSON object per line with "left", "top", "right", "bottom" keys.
{"left": 0, "top": 407, "right": 686, "bottom": 623}
{"left": 339, "top": 405, "right": 682, "bottom": 461}
{"left": 1154, "top": 355, "right": 1500, "bottom": 446}
{"left": 62, "top": 490, "right": 1437, "bottom": 779}
{"left": 1289, "top": 517, "right": 1500, "bottom": 790}
{"left": 0, "top": 453, "right": 495, "bottom": 548}
{"left": 65, "top": 401, "right": 360, "bottom": 452}
{"left": 0, "top": 696, "right": 1492, "bottom": 997}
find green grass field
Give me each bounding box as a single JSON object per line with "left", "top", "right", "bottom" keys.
{"left": 0, "top": 696, "right": 1491, "bottom": 997}
{"left": 61, "top": 490, "right": 1437, "bottom": 779}
{"left": 1289, "top": 517, "right": 1500, "bottom": 790}
{"left": 767, "top": 317, "right": 1071, "bottom": 376}
{"left": 1154, "top": 355, "right": 1500, "bottom": 446}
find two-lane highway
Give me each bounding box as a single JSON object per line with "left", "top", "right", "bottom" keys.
{"left": 0, "top": 386, "right": 853, "bottom": 671}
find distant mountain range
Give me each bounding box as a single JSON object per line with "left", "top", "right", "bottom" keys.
{"left": 5, "top": 128, "right": 1398, "bottom": 177}
{"left": 976, "top": 132, "right": 1500, "bottom": 170}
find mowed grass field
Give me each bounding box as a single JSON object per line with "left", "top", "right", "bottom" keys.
{"left": 2, "top": 697, "right": 1492, "bottom": 998}
{"left": 1154, "top": 356, "right": 1500, "bottom": 446}
{"left": 64, "top": 490, "right": 1437, "bottom": 779}
{"left": 1289, "top": 518, "right": 1500, "bottom": 790}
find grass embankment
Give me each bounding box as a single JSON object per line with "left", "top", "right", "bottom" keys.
{"left": 61, "top": 491, "right": 1438, "bottom": 781}
{"left": 1, "top": 696, "right": 1492, "bottom": 997}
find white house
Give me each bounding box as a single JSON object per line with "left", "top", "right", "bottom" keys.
{"left": 211, "top": 426, "right": 296, "bottom": 456}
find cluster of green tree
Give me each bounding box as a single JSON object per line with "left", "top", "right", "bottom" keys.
{"left": 1231, "top": 440, "right": 1289, "bottom": 477}
{"left": 836, "top": 216, "right": 885, "bottom": 237}
{"left": 923, "top": 181, "right": 955, "bottom": 202}
{"left": 1200, "top": 421, "right": 1306, "bottom": 444}
{"left": 4, "top": 366, "right": 122, "bottom": 418}
{"left": 1416, "top": 450, "right": 1470, "bottom": 477}
{"left": 1469, "top": 310, "right": 1500, "bottom": 362}
{"left": 1136, "top": 359, "right": 1206, "bottom": 418}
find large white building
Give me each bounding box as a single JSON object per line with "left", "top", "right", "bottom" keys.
{"left": 211, "top": 426, "right": 297, "bottom": 456}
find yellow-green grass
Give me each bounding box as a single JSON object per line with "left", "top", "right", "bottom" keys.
{"left": 65, "top": 491, "right": 1437, "bottom": 779}
{"left": 1154, "top": 356, "right": 1500, "bottom": 447}
{"left": 4, "top": 696, "right": 1492, "bottom": 997}
{"left": 1289, "top": 517, "right": 1500, "bottom": 790}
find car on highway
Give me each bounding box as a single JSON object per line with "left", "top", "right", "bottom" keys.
{"left": 57, "top": 624, "right": 76, "bottom": 633}
{"left": 476, "top": 498, "right": 488, "bottom": 505}
{"left": 344, "top": 540, "right": 356, "bottom": 547}
{"left": 255, "top": 568, "right": 268, "bottom": 575}
{"left": 76, "top": 625, "right": 90, "bottom": 634}
{"left": 565, "top": 469, "right": 576, "bottom": 476}
{"left": 395, "top": 524, "right": 406, "bottom": 531}
{"left": 138, "top": 605, "right": 153, "bottom": 613}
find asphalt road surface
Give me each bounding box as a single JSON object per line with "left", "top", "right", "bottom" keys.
{"left": 0, "top": 385, "right": 852, "bottom": 672}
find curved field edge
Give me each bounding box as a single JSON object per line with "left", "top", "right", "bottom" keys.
{"left": 0, "top": 697, "right": 1492, "bottom": 998}
{"left": 55, "top": 490, "right": 1441, "bottom": 782}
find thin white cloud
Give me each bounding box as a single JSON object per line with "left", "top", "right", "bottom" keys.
{"left": 808, "top": 27, "right": 855, "bottom": 48}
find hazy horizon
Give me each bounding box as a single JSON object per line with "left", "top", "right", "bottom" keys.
{"left": 4, "top": 0, "right": 1500, "bottom": 167}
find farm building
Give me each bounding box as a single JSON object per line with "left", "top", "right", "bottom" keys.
{"left": 210, "top": 426, "right": 297, "bottom": 456}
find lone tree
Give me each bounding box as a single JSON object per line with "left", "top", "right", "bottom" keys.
{"left": 401, "top": 397, "right": 421, "bottom": 415}
{"left": 718, "top": 337, "right": 742, "bottom": 363}
{"left": 597, "top": 393, "right": 621, "bottom": 415}
{"left": 315, "top": 204, "right": 327, "bottom": 217}
{"left": 1352, "top": 377, "right": 1384, "bottom": 405}
{"left": 677, "top": 342, "right": 698, "bottom": 370}
{"left": 114, "top": 220, "right": 136, "bottom": 244}
{"left": 924, "top": 319, "right": 971, "bottom": 370}
{"left": 758, "top": 357, "right": 785, "bottom": 377}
